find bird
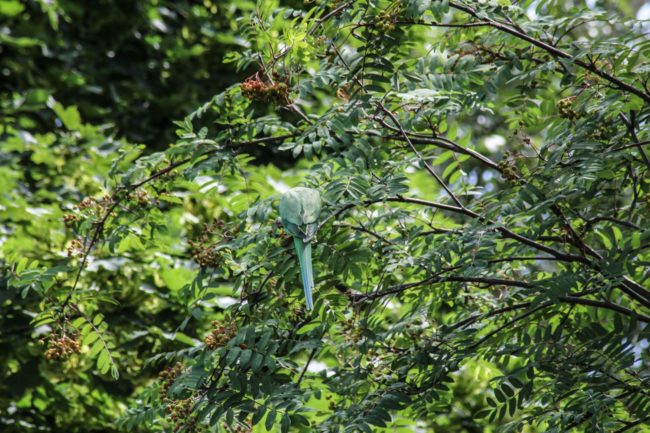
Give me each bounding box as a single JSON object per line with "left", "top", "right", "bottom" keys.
{"left": 278, "top": 187, "right": 321, "bottom": 310}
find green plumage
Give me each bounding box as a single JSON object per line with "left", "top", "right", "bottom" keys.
{"left": 279, "top": 187, "right": 321, "bottom": 310}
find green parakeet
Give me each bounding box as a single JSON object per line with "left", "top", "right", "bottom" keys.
{"left": 279, "top": 187, "right": 321, "bottom": 310}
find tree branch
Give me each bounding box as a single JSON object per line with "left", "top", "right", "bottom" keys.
{"left": 378, "top": 103, "right": 466, "bottom": 209}
{"left": 449, "top": 1, "right": 650, "bottom": 103}
{"left": 619, "top": 112, "right": 650, "bottom": 172}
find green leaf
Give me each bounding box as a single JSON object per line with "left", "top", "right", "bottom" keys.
{"left": 239, "top": 349, "right": 253, "bottom": 368}
{"left": 252, "top": 406, "right": 266, "bottom": 426}
{"left": 265, "top": 409, "right": 277, "bottom": 431}
{"left": 225, "top": 347, "right": 241, "bottom": 366}
{"left": 251, "top": 353, "right": 264, "bottom": 372}
{"left": 0, "top": 0, "right": 25, "bottom": 16}
{"left": 47, "top": 97, "right": 82, "bottom": 130}
{"left": 281, "top": 413, "right": 291, "bottom": 433}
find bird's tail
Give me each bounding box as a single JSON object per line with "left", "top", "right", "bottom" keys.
{"left": 293, "top": 237, "right": 314, "bottom": 310}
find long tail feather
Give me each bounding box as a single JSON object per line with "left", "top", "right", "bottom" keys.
{"left": 293, "top": 237, "right": 314, "bottom": 310}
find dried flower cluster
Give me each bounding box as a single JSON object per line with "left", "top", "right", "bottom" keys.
{"left": 77, "top": 195, "right": 114, "bottom": 212}
{"left": 204, "top": 320, "right": 237, "bottom": 350}
{"left": 42, "top": 331, "right": 81, "bottom": 361}
{"left": 166, "top": 397, "right": 200, "bottom": 433}
{"left": 130, "top": 189, "right": 150, "bottom": 206}
{"left": 587, "top": 125, "right": 609, "bottom": 141}
{"left": 158, "top": 362, "right": 184, "bottom": 399}
{"left": 190, "top": 243, "right": 220, "bottom": 268}
{"left": 557, "top": 96, "right": 579, "bottom": 120}
{"left": 67, "top": 238, "right": 85, "bottom": 257}
{"left": 188, "top": 220, "right": 229, "bottom": 268}
{"left": 77, "top": 197, "right": 96, "bottom": 210}
{"left": 241, "top": 74, "right": 290, "bottom": 105}
{"left": 63, "top": 213, "right": 80, "bottom": 227}
{"left": 159, "top": 366, "right": 204, "bottom": 432}
{"left": 498, "top": 150, "right": 520, "bottom": 181}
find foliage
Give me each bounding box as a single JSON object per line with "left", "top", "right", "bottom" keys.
{"left": 0, "top": 0, "right": 253, "bottom": 430}
{"left": 0, "top": 0, "right": 253, "bottom": 147}
{"left": 2, "top": 1, "right": 650, "bottom": 433}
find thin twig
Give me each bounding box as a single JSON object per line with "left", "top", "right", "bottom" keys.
{"left": 297, "top": 348, "right": 318, "bottom": 386}
{"left": 378, "top": 103, "right": 466, "bottom": 209}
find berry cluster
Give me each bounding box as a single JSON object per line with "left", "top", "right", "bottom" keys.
{"left": 375, "top": 10, "right": 397, "bottom": 32}
{"left": 557, "top": 96, "right": 579, "bottom": 120}
{"left": 204, "top": 320, "right": 237, "bottom": 350}
{"left": 241, "top": 74, "right": 290, "bottom": 105}
{"left": 190, "top": 243, "right": 220, "bottom": 268}
{"left": 587, "top": 125, "right": 609, "bottom": 141}
{"left": 42, "top": 331, "right": 81, "bottom": 361}
{"left": 67, "top": 238, "right": 85, "bottom": 257}
{"left": 75, "top": 195, "right": 114, "bottom": 217}
{"left": 498, "top": 150, "right": 520, "bottom": 181}
{"left": 167, "top": 397, "right": 200, "bottom": 433}
{"left": 63, "top": 213, "right": 80, "bottom": 227}
{"left": 77, "top": 197, "right": 95, "bottom": 210}
{"left": 129, "top": 189, "right": 150, "bottom": 206}
{"left": 159, "top": 365, "right": 204, "bottom": 432}
{"left": 374, "top": 1, "right": 403, "bottom": 32}
{"left": 188, "top": 220, "right": 229, "bottom": 268}
{"left": 158, "top": 362, "right": 184, "bottom": 399}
